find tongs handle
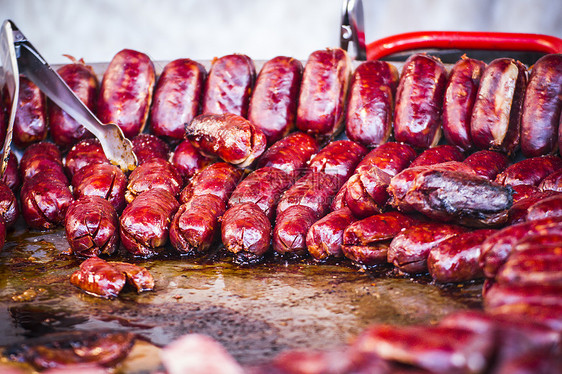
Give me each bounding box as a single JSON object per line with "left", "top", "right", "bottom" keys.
{"left": 366, "top": 31, "right": 562, "bottom": 61}
{"left": 340, "top": 0, "right": 367, "bottom": 60}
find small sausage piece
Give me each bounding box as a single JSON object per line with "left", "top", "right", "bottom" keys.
{"left": 97, "top": 49, "right": 156, "bottom": 138}
{"left": 3, "top": 151, "right": 20, "bottom": 191}
{"left": 131, "top": 133, "right": 170, "bottom": 165}
{"left": 409, "top": 144, "right": 465, "bottom": 168}
{"left": 428, "top": 229, "right": 495, "bottom": 283}
{"left": 248, "top": 56, "right": 303, "bottom": 145}
{"left": 495, "top": 155, "right": 562, "bottom": 187}
{"left": 256, "top": 132, "right": 318, "bottom": 177}
{"left": 345, "top": 60, "right": 399, "bottom": 148}
{"left": 125, "top": 158, "right": 183, "bottom": 203}
{"left": 185, "top": 113, "right": 267, "bottom": 168}
{"left": 64, "top": 138, "right": 109, "bottom": 178}
{"left": 296, "top": 48, "right": 351, "bottom": 141}
{"left": 526, "top": 194, "right": 562, "bottom": 221}
{"left": 273, "top": 205, "right": 318, "bottom": 257}
{"left": 71, "top": 163, "right": 128, "bottom": 213}
{"left": 170, "top": 140, "right": 213, "bottom": 182}
{"left": 65, "top": 196, "right": 119, "bottom": 257}
{"left": 521, "top": 54, "right": 562, "bottom": 157}
{"left": 202, "top": 54, "right": 255, "bottom": 117}
{"left": 0, "top": 181, "right": 18, "bottom": 227}
{"left": 13, "top": 76, "right": 47, "bottom": 148}
{"left": 111, "top": 262, "right": 155, "bottom": 293}
{"left": 306, "top": 207, "right": 357, "bottom": 261}
{"left": 539, "top": 169, "right": 562, "bottom": 192}
{"left": 387, "top": 222, "right": 466, "bottom": 274}
{"left": 471, "top": 58, "right": 527, "bottom": 154}
{"left": 463, "top": 150, "right": 510, "bottom": 180}
{"left": 393, "top": 54, "right": 448, "bottom": 149}
{"left": 442, "top": 56, "right": 486, "bottom": 151}
{"left": 49, "top": 59, "right": 98, "bottom": 149}
{"left": 20, "top": 142, "right": 66, "bottom": 182}
{"left": 120, "top": 188, "right": 179, "bottom": 257}
{"left": 150, "top": 58, "right": 206, "bottom": 141}
{"left": 179, "top": 162, "right": 243, "bottom": 204}
{"left": 307, "top": 140, "right": 368, "bottom": 184}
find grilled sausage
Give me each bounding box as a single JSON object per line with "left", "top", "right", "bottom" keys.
{"left": 345, "top": 60, "right": 399, "bottom": 147}
{"left": 64, "top": 138, "right": 109, "bottom": 178}
{"left": 0, "top": 180, "right": 18, "bottom": 228}
{"left": 442, "top": 56, "right": 486, "bottom": 151}
{"left": 256, "top": 131, "right": 318, "bottom": 177}
{"left": 306, "top": 207, "right": 357, "bottom": 261}
{"left": 496, "top": 243, "right": 562, "bottom": 287}
{"left": 97, "top": 49, "right": 156, "bottom": 138}
{"left": 506, "top": 190, "right": 560, "bottom": 225}
{"left": 65, "top": 196, "right": 119, "bottom": 257}
{"left": 49, "top": 59, "right": 98, "bottom": 149}
{"left": 273, "top": 205, "right": 318, "bottom": 257}
{"left": 202, "top": 54, "right": 255, "bottom": 117}
{"left": 20, "top": 142, "right": 66, "bottom": 182}
{"left": 307, "top": 140, "right": 368, "bottom": 184}
{"left": 484, "top": 282, "right": 562, "bottom": 310}
{"left": 71, "top": 163, "right": 128, "bottom": 213}
{"left": 179, "top": 162, "right": 243, "bottom": 205}
{"left": 296, "top": 48, "right": 351, "bottom": 142}
{"left": 539, "top": 169, "right": 562, "bottom": 192}
{"left": 495, "top": 155, "right": 562, "bottom": 187}
{"left": 150, "top": 58, "right": 206, "bottom": 141}
{"left": 471, "top": 58, "right": 527, "bottom": 154}
{"left": 463, "top": 150, "right": 510, "bottom": 180}
{"left": 521, "top": 54, "right": 562, "bottom": 157}
{"left": 125, "top": 158, "right": 183, "bottom": 203}
{"left": 526, "top": 194, "right": 562, "bottom": 221}
{"left": 2, "top": 151, "right": 20, "bottom": 191}
{"left": 170, "top": 140, "right": 213, "bottom": 182}
{"left": 185, "top": 113, "right": 267, "bottom": 168}
{"left": 13, "top": 76, "right": 47, "bottom": 148}
{"left": 131, "top": 133, "right": 170, "bottom": 165}
{"left": 248, "top": 56, "right": 303, "bottom": 144}
{"left": 409, "top": 144, "right": 465, "bottom": 168}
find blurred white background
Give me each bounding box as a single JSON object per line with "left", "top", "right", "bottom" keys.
{"left": 0, "top": 0, "right": 561, "bottom": 65}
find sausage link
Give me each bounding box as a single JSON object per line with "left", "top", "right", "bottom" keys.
{"left": 125, "top": 158, "right": 183, "bottom": 202}
{"left": 296, "top": 48, "right": 351, "bottom": 141}
{"left": 20, "top": 142, "right": 66, "bottom": 182}
{"left": 70, "top": 257, "right": 126, "bottom": 298}
{"left": 495, "top": 155, "right": 562, "bottom": 187}
{"left": 2, "top": 151, "right": 20, "bottom": 191}
{"left": 306, "top": 207, "right": 357, "bottom": 261}
{"left": 202, "top": 54, "right": 255, "bottom": 117}
{"left": 64, "top": 138, "right": 109, "bottom": 178}
{"left": 409, "top": 144, "right": 465, "bottom": 168}
{"left": 0, "top": 180, "right": 18, "bottom": 227}
{"left": 470, "top": 58, "right": 527, "bottom": 154}
{"left": 179, "top": 162, "right": 243, "bottom": 204}
{"left": 507, "top": 190, "right": 560, "bottom": 225}
{"left": 345, "top": 60, "right": 399, "bottom": 147}
{"left": 496, "top": 243, "right": 562, "bottom": 287}
{"left": 170, "top": 140, "right": 213, "bottom": 182}
{"left": 150, "top": 58, "right": 206, "bottom": 141}
{"left": 131, "top": 133, "right": 170, "bottom": 165}
{"left": 256, "top": 132, "right": 318, "bottom": 177}
{"left": 526, "top": 194, "right": 562, "bottom": 221}
{"left": 442, "top": 56, "right": 486, "bottom": 151}
{"left": 97, "top": 49, "right": 156, "bottom": 138}
{"left": 521, "top": 54, "right": 562, "bottom": 157}
{"left": 71, "top": 163, "right": 128, "bottom": 213}
{"left": 307, "top": 140, "right": 368, "bottom": 184}
{"left": 511, "top": 184, "right": 540, "bottom": 203}
{"left": 484, "top": 282, "right": 562, "bottom": 310}
{"left": 273, "top": 205, "right": 317, "bottom": 257}
{"left": 13, "top": 76, "right": 47, "bottom": 148}
{"left": 539, "top": 169, "right": 562, "bottom": 192}
{"left": 248, "top": 56, "right": 303, "bottom": 145}
{"left": 463, "top": 150, "right": 510, "bottom": 180}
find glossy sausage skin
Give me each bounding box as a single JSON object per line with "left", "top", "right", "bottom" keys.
{"left": 471, "top": 58, "right": 527, "bottom": 154}
{"left": 97, "top": 49, "right": 156, "bottom": 138}
{"left": 13, "top": 76, "right": 47, "bottom": 148}
{"left": 521, "top": 54, "right": 562, "bottom": 157}
{"left": 131, "top": 133, "right": 170, "bottom": 165}
{"left": 345, "top": 60, "right": 399, "bottom": 147}
{"left": 248, "top": 56, "right": 303, "bottom": 145}
{"left": 64, "top": 138, "right": 109, "bottom": 178}
{"left": 170, "top": 140, "right": 213, "bottom": 182}
{"left": 306, "top": 207, "right": 357, "bottom": 261}
{"left": 256, "top": 132, "right": 318, "bottom": 177}
{"left": 495, "top": 155, "right": 562, "bottom": 187}
{"left": 484, "top": 282, "right": 562, "bottom": 310}
{"left": 2, "top": 151, "right": 20, "bottom": 191}
{"left": 179, "top": 162, "right": 243, "bottom": 204}
{"left": 526, "top": 194, "right": 562, "bottom": 221}
{"left": 150, "top": 58, "right": 206, "bottom": 141}
{"left": 65, "top": 196, "right": 119, "bottom": 257}
{"left": 393, "top": 54, "right": 448, "bottom": 149}
{"left": 409, "top": 144, "right": 465, "bottom": 168}
{"left": 462, "top": 150, "right": 510, "bottom": 180}
{"left": 273, "top": 205, "right": 317, "bottom": 257}
{"left": 442, "top": 56, "right": 486, "bottom": 151}
{"left": 539, "top": 169, "right": 562, "bottom": 192}
{"left": 120, "top": 188, "right": 179, "bottom": 257}
{"left": 296, "top": 48, "right": 351, "bottom": 141}
{"left": 496, "top": 244, "right": 562, "bottom": 287}
{"left": 307, "top": 140, "right": 368, "bottom": 184}
{"left": 19, "top": 142, "right": 66, "bottom": 182}
{"left": 49, "top": 60, "right": 98, "bottom": 149}
{"left": 185, "top": 113, "right": 267, "bottom": 168}
{"left": 0, "top": 180, "right": 18, "bottom": 227}
{"left": 507, "top": 190, "right": 560, "bottom": 225}
{"left": 125, "top": 158, "right": 183, "bottom": 203}
{"left": 71, "top": 163, "right": 128, "bottom": 213}
{"left": 202, "top": 54, "right": 255, "bottom": 117}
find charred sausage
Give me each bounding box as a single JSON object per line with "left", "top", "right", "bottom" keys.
{"left": 13, "top": 76, "right": 47, "bottom": 148}
{"left": 71, "top": 163, "right": 128, "bottom": 213}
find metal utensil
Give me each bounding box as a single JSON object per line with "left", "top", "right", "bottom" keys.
{"left": 340, "top": 0, "right": 366, "bottom": 60}
{"left": 0, "top": 20, "right": 137, "bottom": 173}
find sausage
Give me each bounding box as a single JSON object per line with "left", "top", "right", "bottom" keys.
{"left": 169, "top": 194, "right": 226, "bottom": 255}
{"left": 13, "top": 75, "right": 47, "bottom": 148}
{"left": 427, "top": 229, "right": 495, "bottom": 283}
{"left": 179, "top": 162, "right": 243, "bottom": 204}
{"left": 71, "top": 163, "right": 128, "bottom": 213}
{"left": 202, "top": 54, "right": 255, "bottom": 117}
{"left": 111, "top": 262, "right": 154, "bottom": 293}
{"left": 495, "top": 155, "right": 562, "bottom": 187}
{"left": 442, "top": 56, "right": 486, "bottom": 151}
{"left": 342, "top": 211, "right": 417, "bottom": 266}
{"left": 97, "top": 49, "right": 156, "bottom": 138}
{"left": 185, "top": 113, "right": 267, "bottom": 168}
{"left": 170, "top": 140, "right": 213, "bottom": 182}
{"left": 387, "top": 222, "right": 467, "bottom": 274}
{"left": 496, "top": 245, "right": 562, "bottom": 287}
{"left": 64, "top": 196, "right": 119, "bottom": 257}
{"left": 0, "top": 180, "right": 19, "bottom": 228}
{"left": 120, "top": 188, "right": 179, "bottom": 257}
{"left": 409, "top": 144, "right": 465, "bottom": 168}
{"left": 49, "top": 59, "right": 98, "bottom": 149}
{"left": 272, "top": 205, "right": 317, "bottom": 257}
{"left": 125, "top": 158, "right": 183, "bottom": 203}
{"left": 306, "top": 207, "right": 357, "bottom": 261}
{"left": 487, "top": 302, "right": 562, "bottom": 335}
{"left": 256, "top": 131, "right": 318, "bottom": 177}
{"left": 2, "top": 151, "right": 20, "bottom": 191}
{"left": 296, "top": 48, "right": 351, "bottom": 141}
{"left": 393, "top": 54, "right": 448, "bottom": 149}
{"left": 330, "top": 184, "right": 348, "bottom": 211}
{"left": 20, "top": 141, "right": 66, "bottom": 182}
{"left": 511, "top": 184, "right": 540, "bottom": 203}
{"left": 539, "top": 169, "right": 562, "bottom": 192}
{"left": 307, "top": 140, "right": 368, "bottom": 184}
{"left": 462, "top": 150, "right": 510, "bottom": 180}
{"left": 526, "top": 194, "right": 562, "bottom": 221}
{"left": 470, "top": 58, "right": 527, "bottom": 154}
{"left": 493, "top": 350, "right": 562, "bottom": 374}
{"left": 248, "top": 56, "right": 303, "bottom": 145}
{"left": 506, "top": 190, "right": 560, "bottom": 225}
{"left": 150, "top": 58, "right": 206, "bottom": 141}
{"left": 484, "top": 283, "right": 562, "bottom": 310}
{"left": 345, "top": 60, "right": 399, "bottom": 148}
{"left": 131, "top": 133, "right": 170, "bottom": 165}
{"left": 221, "top": 202, "right": 272, "bottom": 263}
{"left": 64, "top": 138, "right": 109, "bottom": 178}
{"left": 521, "top": 54, "right": 562, "bottom": 157}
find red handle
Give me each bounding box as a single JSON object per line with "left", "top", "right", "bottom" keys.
{"left": 366, "top": 31, "right": 562, "bottom": 60}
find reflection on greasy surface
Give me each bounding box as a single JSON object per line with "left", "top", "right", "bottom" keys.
{"left": 0, "top": 223, "right": 482, "bottom": 369}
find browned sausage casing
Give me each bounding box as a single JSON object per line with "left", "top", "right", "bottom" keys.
{"left": 248, "top": 56, "right": 303, "bottom": 145}
{"left": 273, "top": 205, "right": 317, "bottom": 256}
{"left": 470, "top": 58, "right": 527, "bottom": 154}
{"left": 185, "top": 113, "right": 267, "bottom": 168}
{"left": 65, "top": 196, "right": 119, "bottom": 257}
{"left": 13, "top": 76, "right": 47, "bottom": 148}
{"left": 256, "top": 131, "right": 318, "bottom": 177}
{"left": 179, "top": 162, "right": 243, "bottom": 204}
{"left": 463, "top": 150, "right": 510, "bottom": 180}
{"left": 345, "top": 60, "right": 399, "bottom": 147}
{"left": 296, "top": 48, "right": 351, "bottom": 141}
{"left": 125, "top": 158, "right": 183, "bottom": 203}
{"left": 306, "top": 207, "right": 357, "bottom": 261}
{"left": 97, "top": 49, "right": 156, "bottom": 139}
{"left": 49, "top": 60, "right": 98, "bottom": 149}
{"left": 393, "top": 54, "right": 448, "bottom": 149}
{"left": 442, "top": 56, "right": 486, "bottom": 151}
{"left": 521, "top": 54, "right": 562, "bottom": 157}
{"left": 202, "top": 54, "right": 255, "bottom": 117}
{"left": 0, "top": 180, "right": 18, "bottom": 227}
{"left": 170, "top": 140, "right": 213, "bottom": 182}
{"left": 120, "top": 188, "right": 179, "bottom": 257}
{"left": 495, "top": 155, "right": 562, "bottom": 187}
{"left": 131, "top": 133, "right": 170, "bottom": 165}
{"left": 71, "top": 163, "right": 128, "bottom": 213}
{"left": 20, "top": 142, "right": 66, "bottom": 182}
{"left": 150, "top": 58, "right": 206, "bottom": 141}
{"left": 64, "top": 138, "right": 109, "bottom": 178}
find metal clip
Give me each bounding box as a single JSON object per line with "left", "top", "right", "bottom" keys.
{"left": 340, "top": 0, "right": 367, "bottom": 60}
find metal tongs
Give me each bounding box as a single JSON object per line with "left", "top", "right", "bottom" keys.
{"left": 0, "top": 20, "right": 137, "bottom": 174}
{"left": 340, "top": 0, "right": 367, "bottom": 60}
